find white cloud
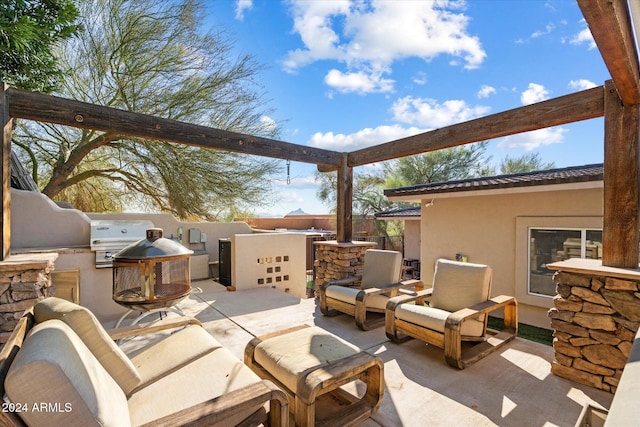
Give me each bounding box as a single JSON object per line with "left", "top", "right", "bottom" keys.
{"left": 391, "top": 96, "right": 490, "bottom": 128}
{"left": 283, "top": 0, "right": 486, "bottom": 93}
{"left": 570, "top": 20, "right": 596, "bottom": 50}
{"left": 308, "top": 124, "right": 425, "bottom": 151}
{"left": 235, "top": 0, "right": 253, "bottom": 21}
{"left": 531, "top": 23, "right": 555, "bottom": 39}
{"left": 260, "top": 115, "right": 277, "bottom": 132}
{"left": 272, "top": 174, "right": 319, "bottom": 189}
{"left": 568, "top": 79, "right": 597, "bottom": 91}
{"left": 497, "top": 127, "right": 567, "bottom": 151}
{"left": 412, "top": 71, "right": 428, "bottom": 85}
{"left": 324, "top": 68, "right": 394, "bottom": 94}
{"left": 477, "top": 84, "right": 496, "bottom": 99}
{"left": 279, "top": 191, "right": 305, "bottom": 203}
{"left": 521, "top": 83, "right": 549, "bottom": 105}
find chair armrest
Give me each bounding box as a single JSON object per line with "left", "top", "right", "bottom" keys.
{"left": 324, "top": 276, "right": 361, "bottom": 288}
{"left": 357, "top": 279, "right": 425, "bottom": 299}
{"left": 106, "top": 317, "right": 202, "bottom": 341}
{"left": 447, "top": 295, "right": 518, "bottom": 328}
{"left": 139, "top": 379, "right": 288, "bottom": 427}
{"left": 386, "top": 288, "right": 433, "bottom": 311}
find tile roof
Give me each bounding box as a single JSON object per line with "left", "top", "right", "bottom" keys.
{"left": 384, "top": 163, "right": 603, "bottom": 199}
{"left": 374, "top": 206, "right": 421, "bottom": 219}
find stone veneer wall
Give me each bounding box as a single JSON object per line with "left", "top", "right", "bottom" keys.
{"left": 548, "top": 259, "right": 640, "bottom": 393}
{"left": 0, "top": 253, "right": 58, "bottom": 344}
{"left": 312, "top": 241, "right": 377, "bottom": 296}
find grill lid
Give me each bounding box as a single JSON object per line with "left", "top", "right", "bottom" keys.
{"left": 114, "top": 228, "right": 193, "bottom": 260}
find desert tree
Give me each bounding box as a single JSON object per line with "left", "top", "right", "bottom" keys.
{"left": 499, "top": 152, "right": 555, "bottom": 174}
{"left": 14, "top": 0, "right": 280, "bottom": 220}
{"left": 383, "top": 142, "right": 492, "bottom": 189}
{"left": 0, "top": 0, "right": 81, "bottom": 92}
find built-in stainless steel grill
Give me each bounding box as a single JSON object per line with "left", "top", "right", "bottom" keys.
{"left": 90, "top": 220, "right": 154, "bottom": 268}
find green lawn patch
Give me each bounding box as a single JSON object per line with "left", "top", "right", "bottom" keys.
{"left": 488, "top": 316, "right": 553, "bottom": 346}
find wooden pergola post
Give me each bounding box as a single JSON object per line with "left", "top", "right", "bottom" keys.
{"left": 0, "top": 83, "right": 11, "bottom": 261}
{"left": 335, "top": 153, "right": 352, "bottom": 242}
{"left": 602, "top": 80, "right": 640, "bottom": 268}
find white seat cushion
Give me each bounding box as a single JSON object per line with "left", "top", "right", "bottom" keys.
{"left": 395, "top": 303, "right": 485, "bottom": 337}
{"left": 325, "top": 285, "right": 389, "bottom": 310}
{"left": 430, "top": 259, "right": 492, "bottom": 312}
{"left": 5, "top": 320, "right": 131, "bottom": 427}
{"left": 33, "top": 297, "right": 142, "bottom": 394}
{"left": 253, "top": 326, "right": 362, "bottom": 392}
{"left": 130, "top": 324, "right": 224, "bottom": 389}
{"left": 361, "top": 249, "right": 402, "bottom": 289}
{"left": 128, "top": 345, "right": 264, "bottom": 427}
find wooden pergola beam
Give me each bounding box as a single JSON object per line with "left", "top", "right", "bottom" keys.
{"left": 603, "top": 80, "right": 640, "bottom": 267}
{"left": 578, "top": 0, "right": 640, "bottom": 105}
{"left": 348, "top": 86, "right": 604, "bottom": 167}
{"left": 1, "top": 84, "right": 11, "bottom": 260}
{"left": 580, "top": 0, "right": 640, "bottom": 267}
{"left": 335, "top": 154, "right": 353, "bottom": 242}
{"left": 6, "top": 87, "right": 343, "bottom": 168}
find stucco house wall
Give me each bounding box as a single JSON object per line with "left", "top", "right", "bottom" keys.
{"left": 418, "top": 187, "right": 603, "bottom": 329}
{"left": 403, "top": 220, "right": 421, "bottom": 260}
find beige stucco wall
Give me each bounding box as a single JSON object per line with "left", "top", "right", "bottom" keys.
{"left": 232, "top": 233, "right": 307, "bottom": 298}
{"left": 403, "top": 220, "right": 421, "bottom": 260}
{"left": 11, "top": 189, "right": 92, "bottom": 250}
{"left": 419, "top": 187, "right": 603, "bottom": 329}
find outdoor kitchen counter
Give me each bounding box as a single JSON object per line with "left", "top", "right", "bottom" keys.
{"left": 11, "top": 245, "right": 91, "bottom": 255}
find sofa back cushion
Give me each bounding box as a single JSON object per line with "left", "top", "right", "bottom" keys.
{"left": 5, "top": 320, "right": 131, "bottom": 427}
{"left": 430, "top": 259, "right": 492, "bottom": 312}
{"left": 361, "top": 249, "right": 403, "bottom": 289}
{"left": 33, "top": 297, "right": 141, "bottom": 394}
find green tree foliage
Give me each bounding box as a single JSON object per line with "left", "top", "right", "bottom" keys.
{"left": 316, "top": 170, "right": 392, "bottom": 216}
{"left": 383, "top": 142, "right": 492, "bottom": 188}
{"left": 0, "top": 0, "right": 81, "bottom": 92}
{"left": 499, "top": 152, "right": 555, "bottom": 174}
{"left": 316, "top": 142, "right": 557, "bottom": 232}
{"left": 14, "top": 0, "right": 280, "bottom": 220}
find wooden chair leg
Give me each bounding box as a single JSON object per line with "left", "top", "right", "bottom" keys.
{"left": 294, "top": 397, "right": 315, "bottom": 427}
{"left": 444, "top": 320, "right": 464, "bottom": 369}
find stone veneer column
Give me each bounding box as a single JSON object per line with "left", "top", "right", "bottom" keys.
{"left": 312, "top": 241, "right": 377, "bottom": 297}
{"left": 0, "top": 253, "right": 58, "bottom": 343}
{"left": 547, "top": 258, "right": 640, "bottom": 393}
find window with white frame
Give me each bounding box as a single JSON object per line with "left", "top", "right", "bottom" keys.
{"left": 528, "top": 228, "right": 602, "bottom": 297}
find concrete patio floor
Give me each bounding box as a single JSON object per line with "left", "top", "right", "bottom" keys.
{"left": 113, "top": 279, "right": 613, "bottom": 427}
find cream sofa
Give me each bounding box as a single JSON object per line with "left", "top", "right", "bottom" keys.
{"left": 0, "top": 297, "right": 288, "bottom": 426}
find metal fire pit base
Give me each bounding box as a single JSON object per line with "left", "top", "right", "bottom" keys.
{"left": 113, "top": 286, "right": 203, "bottom": 328}
{"left": 114, "top": 305, "right": 186, "bottom": 329}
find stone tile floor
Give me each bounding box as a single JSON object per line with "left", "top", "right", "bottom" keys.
{"left": 113, "top": 280, "right": 613, "bottom": 427}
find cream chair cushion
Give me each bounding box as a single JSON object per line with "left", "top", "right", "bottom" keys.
{"left": 130, "top": 324, "right": 223, "bottom": 388}
{"left": 128, "top": 341, "right": 264, "bottom": 426}
{"left": 430, "top": 259, "right": 492, "bottom": 312}
{"left": 394, "top": 303, "right": 485, "bottom": 336}
{"left": 325, "top": 286, "right": 389, "bottom": 310}
{"left": 324, "top": 249, "right": 403, "bottom": 309}
{"left": 361, "top": 249, "right": 402, "bottom": 289}
{"left": 5, "top": 320, "right": 131, "bottom": 427}
{"left": 33, "top": 297, "right": 142, "bottom": 394}
{"left": 252, "top": 326, "right": 361, "bottom": 392}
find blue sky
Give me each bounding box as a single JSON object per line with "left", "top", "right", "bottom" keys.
{"left": 204, "top": 0, "right": 608, "bottom": 216}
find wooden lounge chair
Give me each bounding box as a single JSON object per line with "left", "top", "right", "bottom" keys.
{"left": 0, "top": 297, "right": 288, "bottom": 426}
{"left": 385, "top": 258, "right": 518, "bottom": 369}
{"left": 319, "top": 249, "right": 421, "bottom": 330}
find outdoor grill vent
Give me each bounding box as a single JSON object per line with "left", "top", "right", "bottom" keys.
{"left": 112, "top": 228, "right": 194, "bottom": 311}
